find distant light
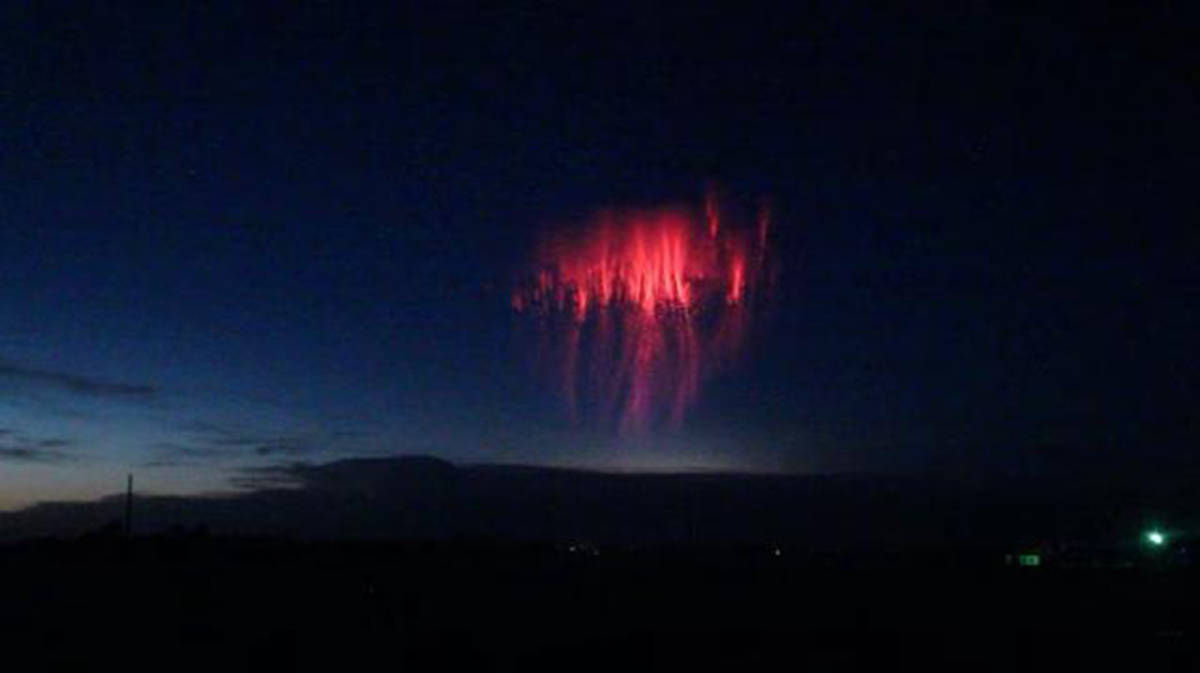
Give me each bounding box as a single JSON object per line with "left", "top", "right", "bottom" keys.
{"left": 1146, "top": 530, "right": 1166, "bottom": 547}
{"left": 1018, "top": 554, "right": 1040, "bottom": 567}
{"left": 773, "top": 547, "right": 782, "bottom": 557}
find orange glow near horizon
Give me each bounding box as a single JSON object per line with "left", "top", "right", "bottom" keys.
{"left": 513, "top": 190, "right": 770, "bottom": 434}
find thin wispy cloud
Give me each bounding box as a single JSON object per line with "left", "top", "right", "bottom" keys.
{"left": 0, "top": 360, "right": 156, "bottom": 398}
{"left": 252, "top": 441, "right": 311, "bottom": 457}
{"left": 0, "top": 448, "right": 68, "bottom": 462}
{"left": 0, "top": 434, "right": 75, "bottom": 463}
{"left": 156, "top": 427, "right": 319, "bottom": 464}
{"left": 147, "top": 441, "right": 236, "bottom": 462}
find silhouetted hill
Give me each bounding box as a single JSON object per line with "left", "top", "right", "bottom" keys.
{"left": 1, "top": 455, "right": 1194, "bottom": 549}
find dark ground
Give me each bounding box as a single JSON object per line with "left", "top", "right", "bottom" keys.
{"left": 1, "top": 536, "right": 1196, "bottom": 671}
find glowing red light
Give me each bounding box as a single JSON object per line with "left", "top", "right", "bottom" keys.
{"left": 513, "top": 191, "right": 770, "bottom": 433}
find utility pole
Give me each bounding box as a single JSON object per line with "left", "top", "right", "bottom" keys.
{"left": 123, "top": 473, "right": 133, "bottom": 538}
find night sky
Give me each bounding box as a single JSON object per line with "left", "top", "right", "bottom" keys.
{"left": 0, "top": 4, "right": 1195, "bottom": 509}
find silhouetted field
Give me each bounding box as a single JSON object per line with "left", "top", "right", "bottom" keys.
{"left": 0, "top": 536, "right": 1196, "bottom": 670}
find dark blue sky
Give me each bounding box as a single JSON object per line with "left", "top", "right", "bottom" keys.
{"left": 0, "top": 3, "right": 1195, "bottom": 507}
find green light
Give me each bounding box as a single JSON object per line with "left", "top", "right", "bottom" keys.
{"left": 1145, "top": 530, "right": 1166, "bottom": 546}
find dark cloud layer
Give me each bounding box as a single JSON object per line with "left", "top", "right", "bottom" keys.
{"left": 234, "top": 456, "right": 456, "bottom": 491}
